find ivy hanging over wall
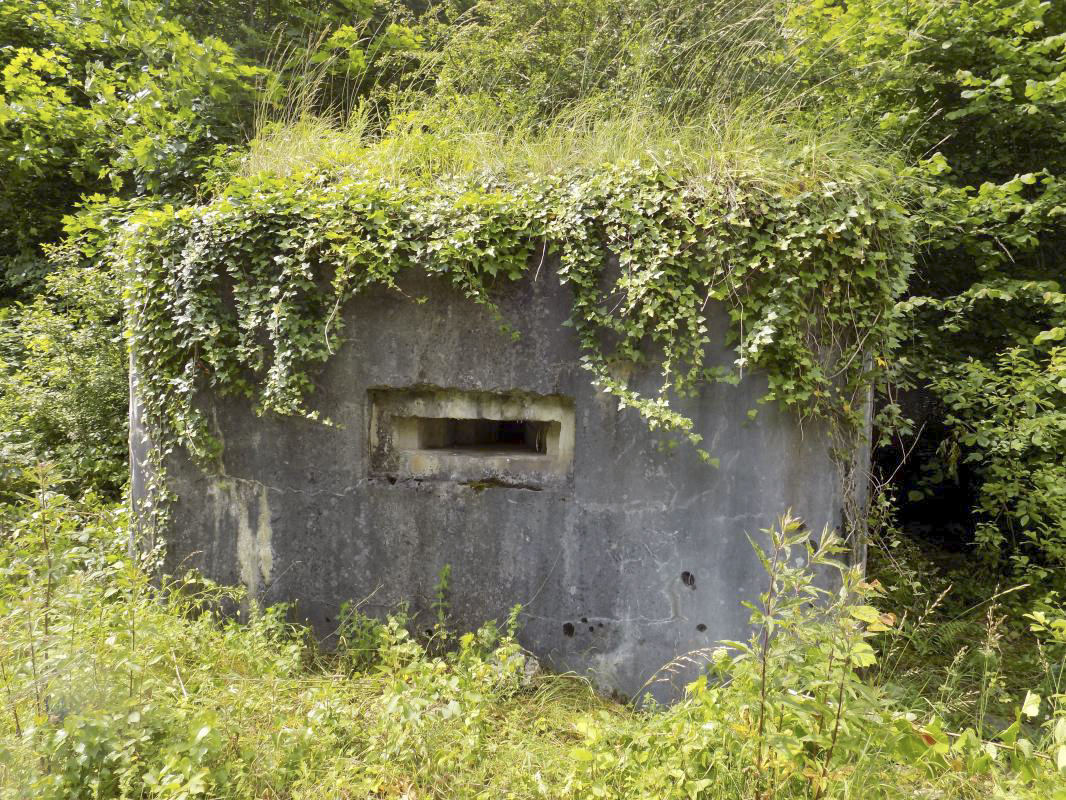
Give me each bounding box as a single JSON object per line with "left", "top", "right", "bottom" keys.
{"left": 121, "top": 161, "right": 914, "bottom": 494}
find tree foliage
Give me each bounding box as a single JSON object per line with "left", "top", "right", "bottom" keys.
{"left": 0, "top": 0, "right": 263, "bottom": 295}
{"left": 789, "top": 0, "right": 1066, "bottom": 587}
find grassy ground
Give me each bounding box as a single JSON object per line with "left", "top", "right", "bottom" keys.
{"left": 1, "top": 480, "right": 1065, "bottom": 799}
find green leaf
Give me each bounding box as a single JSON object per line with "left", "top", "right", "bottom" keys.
{"left": 570, "top": 748, "right": 596, "bottom": 762}
{"left": 1021, "top": 691, "right": 1041, "bottom": 718}
{"left": 848, "top": 605, "right": 882, "bottom": 624}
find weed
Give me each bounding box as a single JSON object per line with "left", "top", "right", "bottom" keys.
{"left": 2, "top": 474, "right": 1065, "bottom": 797}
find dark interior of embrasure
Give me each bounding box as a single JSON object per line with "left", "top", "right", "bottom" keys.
{"left": 402, "top": 416, "right": 553, "bottom": 456}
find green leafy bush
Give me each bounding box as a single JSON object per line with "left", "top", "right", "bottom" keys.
{"left": 0, "top": 250, "right": 127, "bottom": 500}
{"left": 565, "top": 515, "right": 1066, "bottom": 799}
{"left": 0, "top": 474, "right": 587, "bottom": 798}
{"left": 930, "top": 346, "right": 1066, "bottom": 583}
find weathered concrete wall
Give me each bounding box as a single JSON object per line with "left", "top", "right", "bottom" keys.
{"left": 131, "top": 264, "right": 852, "bottom": 702}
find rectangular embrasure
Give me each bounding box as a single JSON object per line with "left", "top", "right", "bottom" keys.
{"left": 368, "top": 388, "right": 574, "bottom": 486}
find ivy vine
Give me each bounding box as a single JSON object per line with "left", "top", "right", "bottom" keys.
{"left": 121, "top": 161, "right": 913, "bottom": 509}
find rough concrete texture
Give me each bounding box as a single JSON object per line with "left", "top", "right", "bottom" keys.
{"left": 131, "top": 264, "right": 854, "bottom": 702}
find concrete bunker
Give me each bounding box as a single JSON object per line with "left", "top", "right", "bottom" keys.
{"left": 127, "top": 169, "right": 906, "bottom": 703}
{"left": 131, "top": 265, "right": 864, "bottom": 703}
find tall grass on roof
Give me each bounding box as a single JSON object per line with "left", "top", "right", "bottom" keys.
{"left": 239, "top": 0, "right": 906, "bottom": 200}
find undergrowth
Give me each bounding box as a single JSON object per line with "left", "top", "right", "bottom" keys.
{"left": 1, "top": 469, "right": 1065, "bottom": 798}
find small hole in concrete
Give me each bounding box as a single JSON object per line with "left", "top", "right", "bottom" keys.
{"left": 563, "top": 622, "right": 575, "bottom": 637}
{"left": 597, "top": 622, "right": 603, "bottom": 628}
{"left": 681, "top": 570, "right": 696, "bottom": 588}
{"left": 696, "top": 623, "right": 707, "bottom": 632}
{"left": 580, "top": 617, "right": 588, "bottom": 623}
{"left": 588, "top": 626, "right": 595, "bottom": 633}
